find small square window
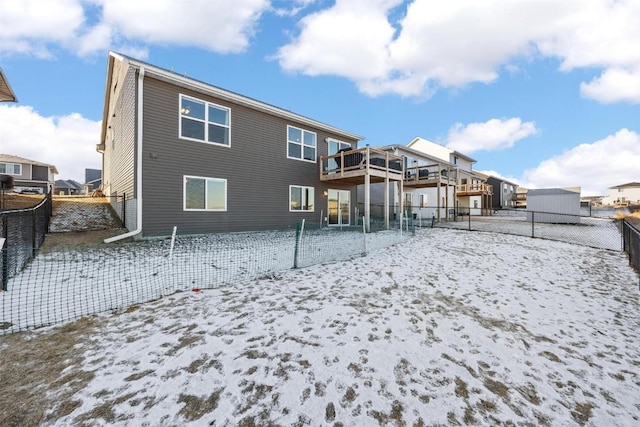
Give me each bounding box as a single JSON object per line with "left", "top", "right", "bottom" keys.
{"left": 290, "top": 185, "right": 314, "bottom": 212}
{"left": 184, "top": 176, "right": 227, "bottom": 211}
{"left": 287, "top": 126, "right": 316, "bottom": 162}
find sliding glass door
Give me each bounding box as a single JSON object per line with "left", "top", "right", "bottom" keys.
{"left": 328, "top": 189, "right": 350, "bottom": 226}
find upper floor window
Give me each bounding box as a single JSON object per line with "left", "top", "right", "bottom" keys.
{"left": 290, "top": 185, "right": 314, "bottom": 212}
{"left": 0, "top": 162, "right": 21, "bottom": 175}
{"left": 183, "top": 175, "right": 227, "bottom": 211}
{"left": 287, "top": 126, "right": 316, "bottom": 162}
{"left": 180, "top": 95, "right": 230, "bottom": 146}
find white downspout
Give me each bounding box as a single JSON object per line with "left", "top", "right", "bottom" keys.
{"left": 105, "top": 66, "right": 145, "bottom": 243}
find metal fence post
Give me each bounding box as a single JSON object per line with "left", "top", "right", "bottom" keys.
{"left": 531, "top": 211, "right": 535, "bottom": 238}
{"left": 293, "top": 220, "right": 301, "bottom": 269}
{"left": 32, "top": 208, "right": 37, "bottom": 257}
{"left": 468, "top": 208, "right": 471, "bottom": 231}
{"left": 1, "top": 213, "right": 7, "bottom": 291}
{"left": 122, "top": 193, "right": 126, "bottom": 228}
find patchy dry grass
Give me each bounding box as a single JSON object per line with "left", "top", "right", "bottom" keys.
{"left": 1, "top": 193, "right": 45, "bottom": 210}
{"left": 0, "top": 317, "right": 101, "bottom": 426}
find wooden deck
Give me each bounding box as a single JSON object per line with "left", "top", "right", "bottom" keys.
{"left": 456, "top": 183, "right": 493, "bottom": 196}
{"left": 320, "top": 147, "right": 404, "bottom": 185}
{"left": 404, "top": 165, "right": 457, "bottom": 188}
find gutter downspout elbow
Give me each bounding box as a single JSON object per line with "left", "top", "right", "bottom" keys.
{"left": 105, "top": 66, "right": 145, "bottom": 243}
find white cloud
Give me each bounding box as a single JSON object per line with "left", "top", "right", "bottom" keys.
{"left": 580, "top": 67, "right": 640, "bottom": 104}
{"left": 521, "top": 129, "right": 640, "bottom": 196}
{"left": 277, "top": 0, "right": 640, "bottom": 102}
{"left": 0, "top": 0, "right": 86, "bottom": 58}
{"left": 0, "top": 105, "right": 101, "bottom": 183}
{"left": 94, "top": 0, "right": 269, "bottom": 54}
{"left": 446, "top": 118, "right": 537, "bottom": 154}
{"left": 0, "top": 0, "right": 270, "bottom": 57}
{"left": 276, "top": 0, "right": 401, "bottom": 83}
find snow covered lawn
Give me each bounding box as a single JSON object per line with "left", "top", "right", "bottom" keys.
{"left": 1, "top": 228, "right": 639, "bottom": 426}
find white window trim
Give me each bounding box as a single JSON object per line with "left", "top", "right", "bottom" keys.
{"left": 289, "top": 185, "right": 315, "bottom": 212}
{"left": 183, "top": 175, "right": 227, "bottom": 212}
{"left": 326, "top": 137, "right": 351, "bottom": 152}
{"left": 0, "top": 162, "right": 21, "bottom": 176}
{"left": 287, "top": 125, "right": 317, "bottom": 163}
{"left": 179, "top": 94, "right": 231, "bottom": 148}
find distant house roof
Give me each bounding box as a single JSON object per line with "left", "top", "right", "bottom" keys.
{"left": 377, "top": 144, "right": 456, "bottom": 167}
{"left": 528, "top": 188, "right": 580, "bottom": 196}
{"left": 0, "top": 68, "right": 17, "bottom": 102}
{"left": 486, "top": 175, "right": 519, "bottom": 187}
{"left": 102, "top": 51, "right": 364, "bottom": 148}
{"left": 55, "top": 179, "right": 84, "bottom": 190}
{"left": 0, "top": 154, "right": 59, "bottom": 174}
{"left": 407, "top": 137, "right": 477, "bottom": 164}
{"left": 609, "top": 182, "right": 640, "bottom": 189}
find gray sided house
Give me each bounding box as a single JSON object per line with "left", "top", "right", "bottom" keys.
{"left": 526, "top": 187, "right": 581, "bottom": 224}
{"left": 0, "top": 154, "right": 57, "bottom": 193}
{"left": 84, "top": 168, "right": 102, "bottom": 192}
{"left": 486, "top": 176, "right": 518, "bottom": 210}
{"left": 99, "top": 52, "right": 364, "bottom": 239}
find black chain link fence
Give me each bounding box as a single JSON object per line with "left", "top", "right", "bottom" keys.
{"left": 432, "top": 207, "right": 622, "bottom": 251}
{"left": 1, "top": 193, "right": 52, "bottom": 291}
{"left": 622, "top": 219, "right": 640, "bottom": 278}
{"left": 0, "top": 221, "right": 412, "bottom": 334}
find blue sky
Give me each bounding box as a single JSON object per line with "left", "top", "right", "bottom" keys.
{"left": 1, "top": 0, "right": 639, "bottom": 196}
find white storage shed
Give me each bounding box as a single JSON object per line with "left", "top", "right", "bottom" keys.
{"left": 526, "top": 188, "right": 581, "bottom": 224}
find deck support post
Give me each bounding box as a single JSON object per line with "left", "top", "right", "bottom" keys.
{"left": 384, "top": 176, "right": 389, "bottom": 230}
{"left": 364, "top": 168, "right": 371, "bottom": 233}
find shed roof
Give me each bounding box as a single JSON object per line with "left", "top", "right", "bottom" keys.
{"left": 528, "top": 188, "right": 580, "bottom": 196}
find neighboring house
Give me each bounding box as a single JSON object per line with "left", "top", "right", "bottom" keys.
{"left": 100, "top": 52, "right": 395, "bottom": 239}
{"left": 514, "top": 187, "right": 528, "bottom": 209}
{"left": 84, "top": 168, "right": 102, "bottom": 193}
{"left": 357, "top": 144, "right": 457, "bottom": 222}
{"left": 0, "top": 154, "right": 57, "bottom": 193}
{"left": 580, "top": 195, "right": 603, "bottom": 207}
{"left": 406, "top": 137, "right": 493, "bottom": 215}
{"left": 0, "top": 68, "right": 18, "bottom": 102}
{"left": 486, "top": 175, "right": 518, "bottom": 210}
{"left": 601, "top": 182, "right": 640, "bottom": 207}
{"left": 54, "top": 179, "right": 84, "bottom": 195}
{"left": 526, "top": 187, "right": 581, "bottom": 224}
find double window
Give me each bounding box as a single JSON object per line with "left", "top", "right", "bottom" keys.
{"left": 290, "top": 185, "right": 314, "bottom": 212}
{"left": 180, "top": 95, "right": 230, "bottom": 146}
{"left": 287, "top": 126, "right": 316, "bottom": 162}
{"left": 0, "top": 163, "right": 21, "bottom": 175}
{"left": 184, "top": 176, "right": 227, "bottom": 211}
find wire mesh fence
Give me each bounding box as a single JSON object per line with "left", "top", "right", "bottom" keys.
{"left": 0, "top": 221, "right": 412, "bottom": 335}
{"left": 432, "top": 208, "right": 622, "bottom": 251}
{"left": 622, "top": 219, "right": 640, "bottom": 278}
{"left": 1, "top": 193, "right": 52, "bottom": 291}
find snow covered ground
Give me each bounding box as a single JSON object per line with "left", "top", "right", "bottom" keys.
{"left": 3, "top": 228, "right": 638, "bottom": 426}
